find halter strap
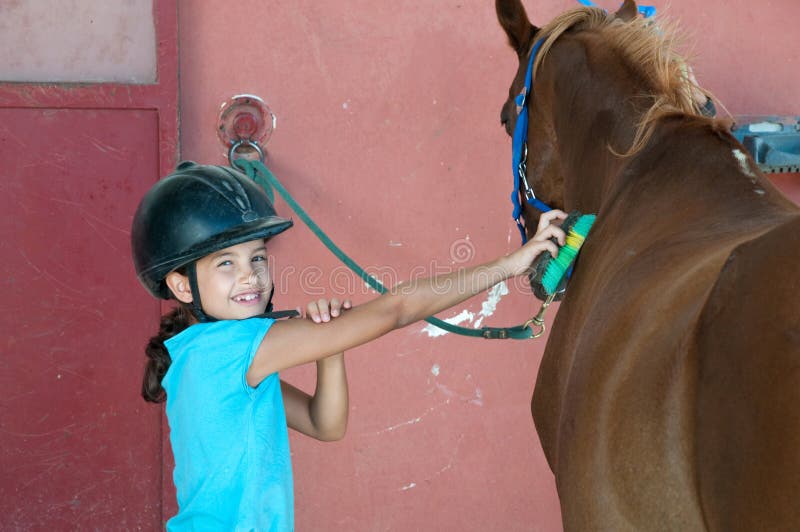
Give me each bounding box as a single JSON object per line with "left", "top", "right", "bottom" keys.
{"left": 510, "top": 37, "right": 550, "bottom": 244}
{"left": 575, "top": 0, "right": 656, "bottom": 18}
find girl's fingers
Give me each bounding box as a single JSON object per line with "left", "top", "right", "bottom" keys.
{"left": 307, "top": 299, "right": 330, "bottom": 322}
{"left": 524, "top": 240, "right": 559, "bottom": 266}
{"left": 306, "top": 297, "right": 352, "bottom": 323}
{"left": 542, "top": 240, "right": 560, "bottom": 258}
{"left": 537, "top": 209, "right": 567, "bottom": 232}
{"left": 306, "top": 301, "right": 320, "bottom": 323}
{"left": 533, "top": 224, "right": 566, "bottom": 246}
{"left": 331, "top": 299, "right": 353, "bottom": 317}
{"left": 317, "top": 299, "right": 330, "bottom": 321}
{"left": 330, "top": 297, "right": 341, "bottom": 317}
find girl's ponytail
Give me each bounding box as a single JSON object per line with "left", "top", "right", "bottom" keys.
{"left": 142, "top": 305, "right": 192, "bottom": 403}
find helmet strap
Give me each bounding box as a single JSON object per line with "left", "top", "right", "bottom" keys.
{"left": 186, "top": 262, "right": 217, "bottom": 323}
{"left": 264, "top": 285, "right": 274, "bottom": 313}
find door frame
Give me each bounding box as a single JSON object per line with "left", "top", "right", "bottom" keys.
{"left": 0, "top": 0, "right": 179, "bottom": 521}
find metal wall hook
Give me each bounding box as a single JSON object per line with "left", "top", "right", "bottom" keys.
{"left": 218, "top": 94, "right": 276, "bottom": 154}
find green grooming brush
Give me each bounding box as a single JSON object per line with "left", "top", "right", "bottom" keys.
{"left": 528, "top": 211, "right": 596, "bottom": 301}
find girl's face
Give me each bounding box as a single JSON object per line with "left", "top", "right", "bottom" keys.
{"left": 194, "top": 239, "right": 273, "bottom": 320}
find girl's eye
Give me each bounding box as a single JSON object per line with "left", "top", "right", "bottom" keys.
{"left": 217, "top": 260, "right": 233, "bottom": 267}
{"left": 252, "top": 255, "right": 267, "bottom": 263}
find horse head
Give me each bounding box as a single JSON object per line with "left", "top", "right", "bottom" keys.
{"left": 495, "top": 0, "right": 705, "bottom": 240}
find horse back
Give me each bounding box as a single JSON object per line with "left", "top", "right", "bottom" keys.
{"left": 693, "top": 214, "right": 800, "bottom": 530}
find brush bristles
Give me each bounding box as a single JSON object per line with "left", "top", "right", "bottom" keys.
{"left": 541, "top": 214, "right": 596, "bottom": 295}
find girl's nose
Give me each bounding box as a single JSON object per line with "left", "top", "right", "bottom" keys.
{"left": 246, "top": 264, "right": 270, "bottom": 290}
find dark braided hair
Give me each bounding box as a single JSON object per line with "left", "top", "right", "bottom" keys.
{"left": 142, "top": 304, "right": 193, "bottom": 403}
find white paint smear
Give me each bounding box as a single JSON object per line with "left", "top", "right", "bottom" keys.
{"left": 420, "top": 281, "right": 509, "bottom": 336}
{"left": 474, "top": 282, "right": 509, "bottom": 328}
{"left": 420, "top": 309, "right": 474, "bottom": 337}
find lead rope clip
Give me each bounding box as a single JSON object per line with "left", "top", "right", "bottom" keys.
{"left": 524, "top": 291, "right": 557, "bottom": 338}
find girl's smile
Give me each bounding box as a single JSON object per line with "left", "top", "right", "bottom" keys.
{"left": 232, "top": 291, "right": 264, "bottom": 304}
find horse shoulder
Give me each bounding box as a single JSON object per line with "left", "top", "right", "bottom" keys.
{"left": 692, "top": 214, "right": 800, "bottom": 530}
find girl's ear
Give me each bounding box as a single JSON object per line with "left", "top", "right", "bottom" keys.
{"left": 165, "top": 271, "right": 194, "bottom": 304}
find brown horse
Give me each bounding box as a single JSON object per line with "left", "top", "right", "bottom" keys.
{"left": 495, "top": 0, "right": 800, "bottom": 529}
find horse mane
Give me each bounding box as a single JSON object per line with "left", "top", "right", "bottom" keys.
{"left": 531, "top": 6, "right": 711, "bottom": 157}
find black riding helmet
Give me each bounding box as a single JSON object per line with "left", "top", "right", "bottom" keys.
{"left": 131, "top": 161, "right": 293, "bottom": 317}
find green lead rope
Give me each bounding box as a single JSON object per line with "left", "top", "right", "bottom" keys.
{"left": 234, "top": 158, "right": 537, "bottom": 339}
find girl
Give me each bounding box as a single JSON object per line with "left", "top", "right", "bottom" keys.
{"left": 131, "top": 162, "right": 566, "bottom": 531}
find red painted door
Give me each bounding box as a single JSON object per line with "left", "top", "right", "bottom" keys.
{"left": 0, "top": 2, "right": 178, "bottom": 529}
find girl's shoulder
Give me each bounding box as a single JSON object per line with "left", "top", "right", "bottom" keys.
{"left": 165, "top": 318, "right": 275, "bottom": 353}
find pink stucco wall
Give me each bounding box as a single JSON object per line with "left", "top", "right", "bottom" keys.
{"left": 177, "top": 1, "right": 798, "bottom": 530}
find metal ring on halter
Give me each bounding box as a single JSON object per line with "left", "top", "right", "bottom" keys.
{"left": 228, "top": 139, "right": 265, "bottom": 163}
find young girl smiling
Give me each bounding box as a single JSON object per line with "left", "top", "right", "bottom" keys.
{"left": 131, "top": 162, "right": 565, "bottom": 530}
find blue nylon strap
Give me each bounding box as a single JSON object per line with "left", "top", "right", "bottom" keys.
{"left": 575, "top": 0, "right": 656, "bottom": 18}
{"left": 510, "top": 38, "right": 541, "bottom": 216}
{"left": 511, "top": 37, "right": 551, "bottom": 244}
{"left": 638, "top": 5, "right": 656, "bottom": 17}
{"left": 515, "top": 219, "right": 528, "bottom": 244}
{"left": 527, "top": 197, "right": 554, "bottom": 213}
{"left": 510, "top": 39, "right": 548, "bottom": 229}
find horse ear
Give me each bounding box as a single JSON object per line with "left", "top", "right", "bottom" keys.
{"left": 496, "top": 0, "right": 538, "bottom": 54}
{"left": 614, "top": 0, "right": 638, "bottom": 21}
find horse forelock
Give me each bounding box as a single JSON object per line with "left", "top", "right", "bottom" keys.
{"left": 530, "top": 6, "right": 710, "bottom": 157}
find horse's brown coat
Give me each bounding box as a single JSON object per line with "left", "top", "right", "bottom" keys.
{"left": 496, "top": 1, "right": 800, "bottom": 529}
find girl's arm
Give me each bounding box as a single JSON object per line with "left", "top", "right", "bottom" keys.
{"left": 281, "top": 299, "right": 350, "bottom": 441}
{"left": 247, "top": 209, "right": 567, "bottom": 386}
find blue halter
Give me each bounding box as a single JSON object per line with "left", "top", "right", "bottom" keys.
{"left": 510, "top": 37, "right": 548, "bottom": 245}
{"left": 510, "top": 1, "right": 655, "bottom": 245}
{"left": 576, "top": 0, "right": 656, "bottom": 18}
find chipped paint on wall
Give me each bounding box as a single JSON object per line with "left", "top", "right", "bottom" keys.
{"left": 419, "top": 281, "right": 509, "bottom": 336}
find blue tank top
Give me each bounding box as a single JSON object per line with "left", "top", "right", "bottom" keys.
{"left": 163, "top": 318, "right": 293, "bottom": 531}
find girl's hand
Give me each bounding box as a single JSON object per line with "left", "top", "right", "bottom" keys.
{"left": 505, "top": 209, "right": 568, "bottom": 276}
{"left": 305, "top": 298, "right": 353, "bottom": 323}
